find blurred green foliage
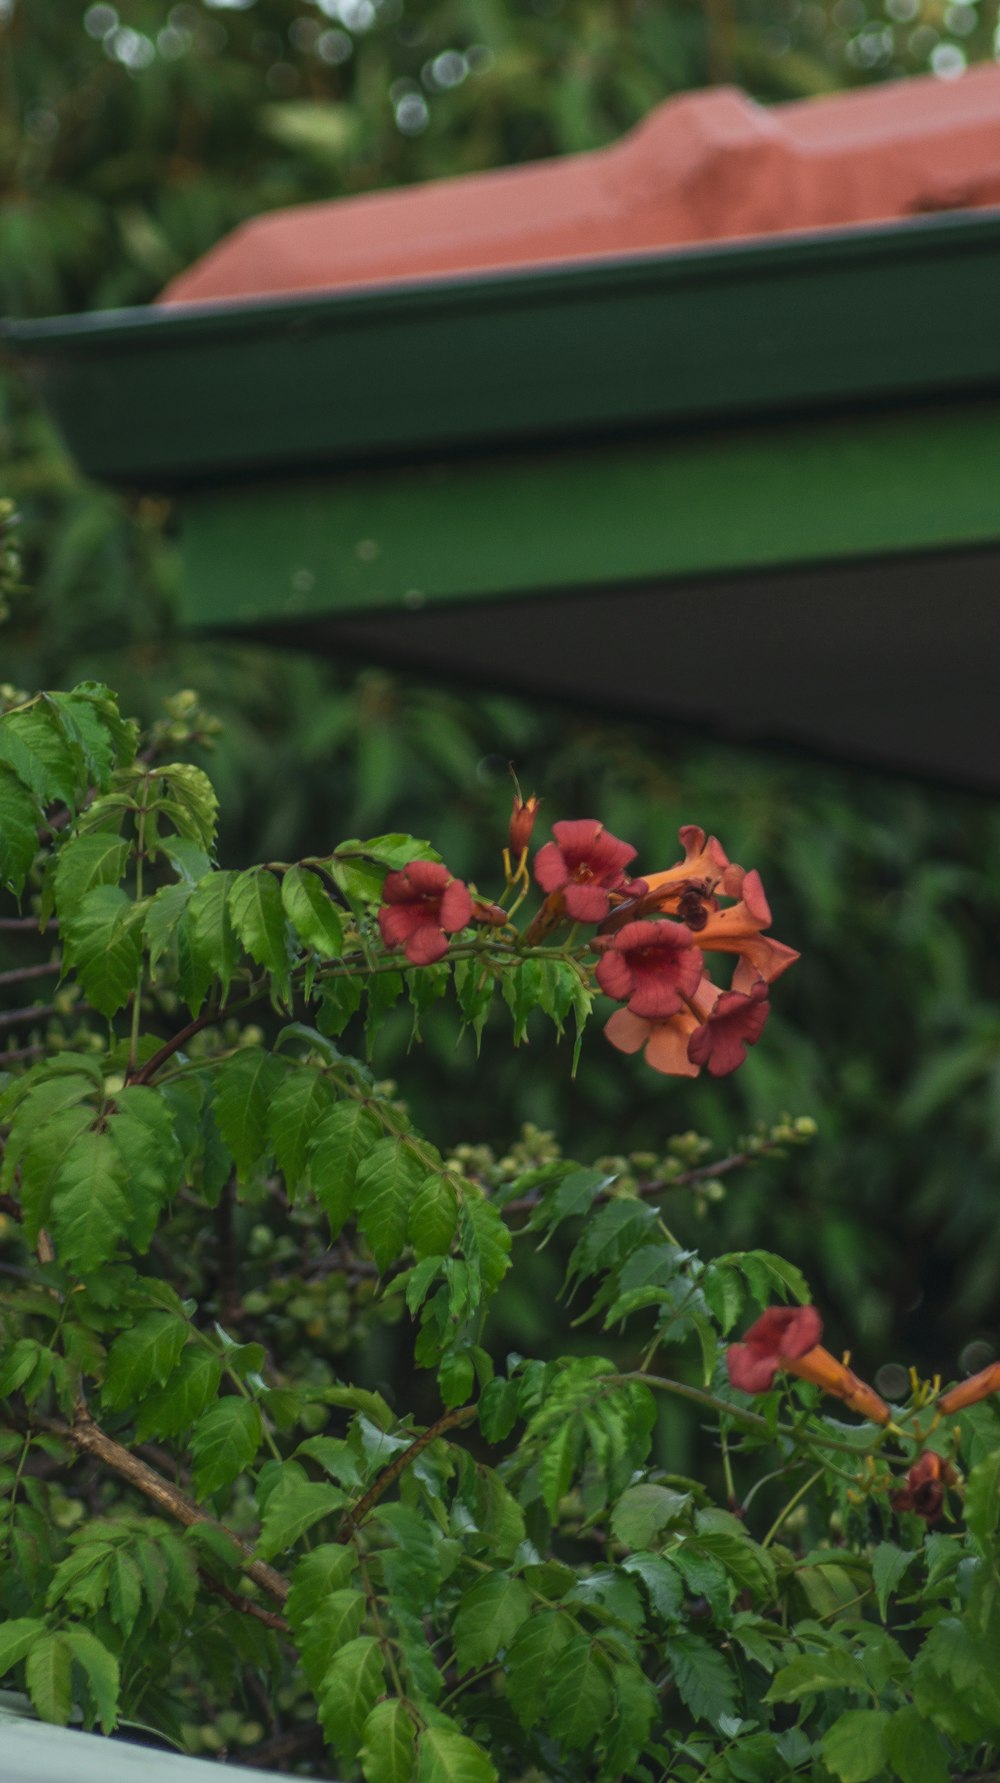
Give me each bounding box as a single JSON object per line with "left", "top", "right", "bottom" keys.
{"left": 3, "top": 0, "right": 1000, "bottom": 1387}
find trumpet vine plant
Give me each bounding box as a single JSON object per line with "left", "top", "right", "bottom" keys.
{"left": 1, "top": 682, "right": 999, "bottom": 1782}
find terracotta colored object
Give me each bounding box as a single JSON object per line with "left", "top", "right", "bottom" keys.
{"left": 160, "top": 66, "right": 1000, "bottom": 307}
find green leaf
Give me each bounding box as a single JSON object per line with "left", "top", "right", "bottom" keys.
{"left": 187, "top": 869, "right": 239, "bottom": 1005}
{"left": 965, "top": 1445, "right": 1000, "bottom": 1548}
{"left": 458, "top": 1192, "right": 511, "bottom": 1295}
{"left": 50, "top": 1129, "right": 130, "bottom": 1271}
{"left": 621, "top": 1552, "right": 684, "bottom": 1623}
{"left": 0, "top": 766, "right": 39, "bottom": 895}
{"left": 257, "top": 1475, "right": 346, "bottom": 1560}
{"left": 610, "top": 1483, "right": 690, "bottom": 1549}
{"left": 669, "top": 1633, "right": 739, "bottom": 1727}
{"left": 102, "top": 1312, "right": 189, "bottom": 1410}
{"left": 0, "top": 705, "right": 76, "bottom": 806}
{"left": 282, "top": 865, "right": 344, "bottom": 958}
{"left": 822, "top": 1709, "right": 891, "bottom": 1783}
{"left": 505, "top": 1609, "right": 574, "bottom": 1728}
{"left": 355, "top": 1138, "right": 423, "bottom": 1271}
{"left": 361, "top": 1698, "right": 417, "bottom": 1783}
{"left": 299, "top": 1590, "right": 367, "bottom": 1690}
{"left": 63, "top": 1627, "right": 120, "bottom": 1733}
{"left": 767, "top": 1648, "right": 869, "bottom": 1704}
{"left": 602, "top": 1660, "right": 659, "bottom": 1777}
{"left": 416, "top": 1727, "right": 498, "bottom": 1783}
{"left": 885, "top": 1705, "right": 950, "bottom": 1783}
{"left": 477, "top": 1377, "right": 519, "bottom": 1444}
{"left": 0, "top": 1618, "right": 46, "bottom": 1679}
{"left": 409, "top": 1175, "right": 459, "bottom": 1259}
{"left": 212, "top": 1048, "right": 285, "bottom": 1183}
{"left": 872, "top": 1542, "right": 915, "bottom": 1621}
{"left": 317, "top": 1636, "right": 385, "bottom": 1764}
{"left": 267, "top": 1066, "right": 336, "bottom": 1198}
{"left": 156, "top": 762, "right": 218, "bottom": 850}
{"left": 190, "top": 1397, "right": 262, "bottom": 1497}
{"left": 228, "top": 867, "right": 291, "bottom": 1004}
{"left": 53, "top": 831, "right": 129, "bottom": 917}
{"left": 453, "top": 1574, "right": 532, "bottom": 1674}
{"left": 144, "top": 880, "right": 193, "bottom": 978}
{"left": 60, "top": 883, "right": 143, "bottom": 1017}
{"left": 453, "top": 958, "right": 495, "bottom": 1053}
{"left": 25, "top": 1631, "right": 73, "bottom": 1725}
{"left": 501, "top": 958, "right": 542, "bottom": 1044}
{"left": 286, "top": 1544, "right": 358, "bottom": 1633}
{"left": 309, "top": 1101, "right": 382, "bottom": 1237}
{"left": 108, "top": 1551, "right": 143, "bottom": 1635}
{"left": 545, "top": 1634, "right": 613, "bottom": 1749}
{"left": 135, "top": 1346, "right": 222, "bottom": 1441}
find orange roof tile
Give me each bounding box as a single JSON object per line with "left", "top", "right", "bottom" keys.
{"left": 161, "top": 65, "right": 1000, "bottom": 306}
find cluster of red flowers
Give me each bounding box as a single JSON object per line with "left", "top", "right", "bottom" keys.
{"left": 376, "top": 801, "right": 797, "bottom": 1078}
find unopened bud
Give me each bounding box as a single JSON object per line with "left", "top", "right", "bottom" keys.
{"left": 508, "top": 793, "right": 540, "bottom": 859}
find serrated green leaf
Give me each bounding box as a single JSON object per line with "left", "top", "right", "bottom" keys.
{"left": 611, "top": 1483, "right": 690, "bottom": 1549}
{"left": 108, "top": 1550, "right": 143, "bottom": 1635}
{"left": 458, "top": 1192, "right": 511, "bottom": 1296}
{"left": 621, "top": 1551, "right": 684, "bottom": 1623}
{"left": 505, "top": 1609, "right": 574, "bottom": 1728}
{"left": 0, "top": 766, "right": 39, "bottom": 896}
{"left": 501, "top": 958, "right": 542, "bottom": 1045}
{"left": 156, "top": 762, "right": 218, "bottom": 850}
{"left": 822, "top": 1709, "right": 890, "bottom": 1783}
{"left": 355, "top": 1138, "right": 423, "bottom": 1271}
{"left": 102, "top": 1312, "right": 189, "bottom": 1411}
{"left": 453, "top": 1574, "right": 532, "bottom": 1675}
{"left": 0, "top": 1618, "right": 46, "bottom": 1679}
{"left": 212, "top": 1048, "right": 285, "bottom": 1183}
{"left": 267, "top": 1066, "right": 336, "bottom": 1198}
{"left": 669, "top": 1632, "right": 739, "bottom": 1728}
{"left": 885, "top": 1704, "right": 949, "bottom": 1783}
{"left": 545, "top": 1634, "right": 613, "bottom": 1749}
{"left": 50, "top": 1129, "right": 130, "bottom": 1271}
{"left": 416, "top": 1727, "right": 497, "bottom": 1783}
{"left": 317, "top": 1636, "right": 385, "bottom": 1764}
{"left": 408, "top": 1175, "right": 459, "bottom": 1259}
{"left": 871, "top": 1542, "right": 914, "bottom": 1621}
{"left": 603, "top": 1660, "right": 659, "bottom": 1776}
{"left": 965, "top": 1445, "right": 1000, "bottom": 1548}
{"left": 0, "top": 705, "right": 76, "bottom": 807}
{"left": 190, "top": 1397, "right": 262, "bottom": 1498}
{"left": 25, "top": 1631, "right": 73, "bottom": 1725}
{"left": 477, "top": 1376, "right": 519, "bottom": 1444}
{"left": 285, "top": 1544, "right": 358, "bottom": 1634}
{"left": 361, "top": 1697, "right": 417, "bottom": 1783}
{"left": 53, "top": 831, "right": 130, "bottom": 918}
{"left": 135, "top": 1346, "right": 223, "bottom": 1441}
{"left": 767, "top": 1648, "right": 869, "bottom": 1704}
{"left": 282, "top": 865, "right": 344, "bottom": 958}
{"left": 63, "top": 1627, "right": 120, "bottom": 1733}
{"left": 187, "top": 869, "right": 239, "bottom": 1005}
{"left": 299, "top": 1589, "right": 367, "bottom": 1689}
{"left": 60, "top": 883, "right": 143, "bottom": 1017}
{"left": 308, "top": 1100, "right": 382, "bottom": 1237}
{"left": 257, "top": 1474, "right": 346, "bottom": 1560}
{"left": 453, "top": 958, "right": 495, "bottom": 1053}
{"left": 144, "top": 880, "right": 193, "bottom": 978}
{"left": 229, "top": 866, "right": 291, "bottom": 1003}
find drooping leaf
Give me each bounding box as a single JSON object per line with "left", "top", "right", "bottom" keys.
{"left": 63, "top": 1627, "right": 120, "bottom": 1734}
{"left": 282, "top": 865, "right": 344, "bottom": 958}
{"left": 53, "top": 831, "right": 130, "bottom": 919}
{"left": 408, "top": 1174, "right": 459, "bottom": 1260}
{"left": 669, "top": 1632, "right": 740, "bottom": 1727}
{"left": 610, "top": 1483, "right": 690, "bottom": 1549}
{"left": 50, "top": 1129, "right": 130, "bottom": 1272}
{"left": 360, "top": 1698, "right": 417, "bottom": 1783}
{"left": 212, "top": 1048, "right": 285, "bottom": 1183}
{"left": 25, "top": 1631, "right": 73, "bottom": 1726}
{"left": 156, "top": 762, "right": 219, "bottom": 851}
{"left": 885, "top": 1705, "right": 950, "bottom": 1783}
{"left": 822, "top": 1709, "right": 891, "bottom": 1783}
{"left": 102, "top": 1312, "right": 189, "bottom": 1410}
{"left": 505, "top": 1609, "right": 575, "bottom": 1728}
{"left": 190, "top": 1398, "right": 262, "bottom": 1498}
{"left": 458, "top": 1192, "right": 511, "bottom": 1296}
{"left": 298, "top": 1590, "right": 367, "bottom": 1690}
{"left": 0, "top": 766, "right": 39, "bottom": 895}
{"left": 187, "top": 869, "right": 239, "bottom": 1005}
{"left": 285, "top": 1544, "right": 358, "bottom": 1634}
{"left": 453, "top": 1574, "right": 532, "bottom": 1674}
{"left": 872, "top": 1542, "right": 915, "bottom": 1621}
{"left": 60, "top": 883, "right": 143, "bottom": 1017}
{"left": 267, "top": 1066, "right": 336, "bottom": 1198}
{"left": 0, "top": 1618, "right": 46, "bottom": 1679}
{"left": 544, "top": 1634, "right": 613, "bottom": 1749}
{"left": 256, "top": 1474, "right": 346, "bottom": 1560}
{"left": 355, "top": 1138, "right": 424, "bottom": 1271}
{"left": 416, "top": 1727, "right": 497, "bottom": 1783}
{"left": 316, "top": 1636, "right": 385, "bottom": 1764}
{"left": 228, "top": 866, "right": 291, "bottom": 1003}
{"left": 134, "top": 1346, "right": 222, "bottom": 1441}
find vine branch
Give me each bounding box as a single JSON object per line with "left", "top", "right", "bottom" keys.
{"left": 340, "top": 1404, "right": 477, "bottom": 1536}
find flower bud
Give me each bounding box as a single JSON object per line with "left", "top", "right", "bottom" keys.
{"left": 937, "top": 1360, "right": 1000, "bottom": 1416}
{"left": 508, "top": 793, "right": 540, "bottom": 858}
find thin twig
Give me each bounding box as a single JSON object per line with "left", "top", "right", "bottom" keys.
{"left": 501, "top": 1139, "right": 789, "bottom": 1219}
{"left": 0, "top": 1003, "right": 63, "bottom": 1031}
{"left": 199, "top": 1573, "right": 289, "bottom": 1634}
{"left": 127, "top": 984, "right": 267, "bottom": 1086}
{"left": 340, "top": 1404, "right": 478, "bottom": 1536}
{"left": 0, "top": 960, "right": 61, "bottom": 988}
{"left": 27, "top": 1402, "right": 291, "bottom": 1606}
{"left": 0, "top": 917, "right": 57, "bottom": 933}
